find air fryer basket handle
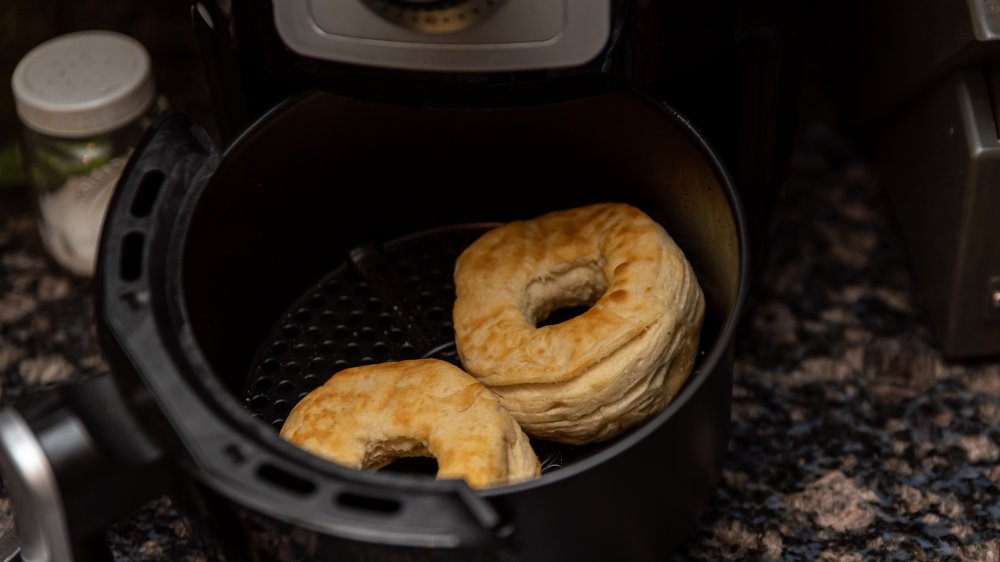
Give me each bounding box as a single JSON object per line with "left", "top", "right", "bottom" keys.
{"left": 97, "top": 109, "right": 519, "bottom": 557}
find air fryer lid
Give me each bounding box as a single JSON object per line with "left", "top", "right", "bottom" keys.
{"left": 95, "top": 86, "right": 745, "bottom": 559}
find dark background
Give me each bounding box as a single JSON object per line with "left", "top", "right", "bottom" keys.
{"left": 0, "top": 0, "right": 215, "bottom": 173}
{"left": 0, "top": 1, "right": 861, "bottom": 168}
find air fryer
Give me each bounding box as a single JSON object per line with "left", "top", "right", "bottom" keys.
{"left": 0, "top": 2, "right": 759, "bottom": 560}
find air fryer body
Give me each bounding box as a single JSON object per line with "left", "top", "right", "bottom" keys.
{"left": 89, "top": 88, "right": 746, "bottom": 561}
{"left": 0, "top": 3, "right": 758, "bottom": 560}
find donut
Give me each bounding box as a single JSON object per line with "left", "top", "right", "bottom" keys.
{"left": 279, "top": 359, "right": 540, "bottom": 489}
{"left": 453, "top": 203, "right": 705, "bottom": 444}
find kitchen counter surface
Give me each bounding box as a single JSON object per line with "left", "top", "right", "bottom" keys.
{"left": 1, "top": 107, "right": 1000, "bottom": 562}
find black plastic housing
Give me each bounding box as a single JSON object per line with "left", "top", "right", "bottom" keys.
{"left": 94, "top": 84, "right": 747, "bottom": 561}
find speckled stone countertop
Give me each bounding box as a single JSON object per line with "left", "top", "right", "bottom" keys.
{"left": 2, "top": 110, "right": 1000, "bottom": 561}
{"left": 669, "top": 123, "right": 1000, "bottom": 561}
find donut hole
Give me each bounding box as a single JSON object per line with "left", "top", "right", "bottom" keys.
{"left": 379, "top": 456, "right": 441, "bottom": 477}
{"left": 537, "top": 305, "right": 594, "bottom": 327}
{"left": 365, "top": 439, "right": 439, "bottom": 478}
{"left": 524, "top": 259, "right": 608, "bottom": 327}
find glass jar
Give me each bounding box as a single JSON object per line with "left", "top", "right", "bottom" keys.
{"left": 12, "top": 30, "right": 158, "bottom": 277}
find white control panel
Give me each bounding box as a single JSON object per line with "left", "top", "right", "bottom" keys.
{"left": 274, "top": 0, "right": 611, "bottom": 72}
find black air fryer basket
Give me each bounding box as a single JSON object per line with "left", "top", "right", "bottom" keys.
{"left": 2, "top": 85, "right": 747, "bottom": 562}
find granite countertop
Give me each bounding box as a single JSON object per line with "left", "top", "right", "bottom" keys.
{"left": 2, "top": 96, "right": 1000, "bottom": 561}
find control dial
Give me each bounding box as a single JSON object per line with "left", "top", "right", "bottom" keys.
{"left": 361, "top": 0, "right": 508, "bottom": 33}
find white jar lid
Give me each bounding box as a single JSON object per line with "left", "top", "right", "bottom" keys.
{"left": 11, "top": 30, "right": 154, "bottom": 138}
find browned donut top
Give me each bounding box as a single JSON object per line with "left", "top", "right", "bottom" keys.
{"left": 279, "top": 359, "right": 539, "bottom": 489}
{"left": 453, "top": 203, "right": 690, "bottom": 387}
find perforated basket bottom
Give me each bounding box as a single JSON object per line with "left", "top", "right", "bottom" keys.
{"left": 244, "top": 224, "right": 625, "bottom": 475}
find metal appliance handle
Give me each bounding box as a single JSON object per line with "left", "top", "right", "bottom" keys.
{"left": 0, "top": 531, "right": 22, "bottom": 562}
{"left": 0, "top": 374, "right": 168, "bottom": 562}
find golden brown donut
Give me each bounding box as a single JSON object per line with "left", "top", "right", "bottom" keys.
{"left": 453, "top": 203, "right": 705, "bottom": 444}
{"left": 279, "top": 359, "right": 540, "bottom": 489}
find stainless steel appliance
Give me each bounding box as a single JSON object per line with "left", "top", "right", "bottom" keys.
{"left": 856, "top": 1, "right": 1000, "bottom": 358}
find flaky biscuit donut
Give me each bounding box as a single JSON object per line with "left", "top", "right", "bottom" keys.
{"left": 453, "top": 203, "right": 705, "bottom": 444}
{"left": 279, "top": 359, "right": 540, "bottom": 489}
